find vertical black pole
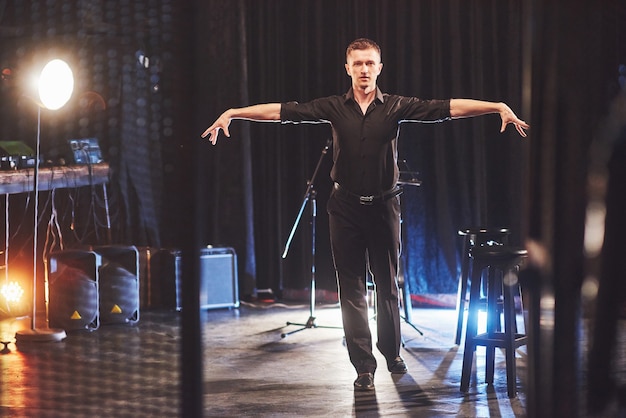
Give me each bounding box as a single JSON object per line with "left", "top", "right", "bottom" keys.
{"left": 180, "top": 140, "right": 203, "bottom": 418}
{"left": 181, "top": 2, "right": 203, "bottom": 416}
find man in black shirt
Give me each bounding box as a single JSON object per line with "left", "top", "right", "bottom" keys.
{"left": 202, "top": 38, "right": 528, "bottom": 391}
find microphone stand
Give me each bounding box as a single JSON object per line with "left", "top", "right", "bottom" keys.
{"left": 281, "top": 138, "right": 341, "bottom": 338}
{"left": 397, "top": 159, "right": 424, "bottom": 336}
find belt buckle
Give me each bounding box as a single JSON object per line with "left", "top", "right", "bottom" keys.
{"left": 359, "top": 195, "right": 374, "bottom": 205}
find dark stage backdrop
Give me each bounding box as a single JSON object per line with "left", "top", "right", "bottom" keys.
{"left": 0, "top": 0, "right": 527, "bottom": 303}
{"left": 194, "top": 0, "right": 527, "bottom": 301}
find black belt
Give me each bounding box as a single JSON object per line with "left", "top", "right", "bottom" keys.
{"left": 333, "top": 183, "right": 403, "bottom": 205}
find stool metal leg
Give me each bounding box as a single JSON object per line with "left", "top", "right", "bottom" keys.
{"left": 460, "top": 262, "right": 484, "bottom": 392}
{"left": 503, "top": 267, "right": 519, "bottom": 398}
{"left": 455, "top": 236, "right": 471, "bottom": 345}
{"left": 485, "top": 266, "right": 499, "bottom": 384}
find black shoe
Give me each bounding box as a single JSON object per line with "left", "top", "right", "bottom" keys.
{"left": 353, "top": 373, "right": 375, "bottom": 391}
{"left": 387, "top": 356, "right": 408, "bottom": 374}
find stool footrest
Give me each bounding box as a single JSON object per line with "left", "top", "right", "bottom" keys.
{"left": 472, "top": 332, "right": 527, "bottom": 348}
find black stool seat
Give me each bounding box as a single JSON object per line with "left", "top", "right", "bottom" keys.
{"left": 471, "top": 246, "right": 527, "bottom": 261}
{"left": 460, "top": 227, "right": 510, "bottom": 238}
{"left": 460, "top": 245, "right": 528, "bottom": 398}
{"left": 455, "top": 227, "right": 511, "bottom": 345}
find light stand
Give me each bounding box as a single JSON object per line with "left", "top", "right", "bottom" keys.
{"left": 281, "top": 138, "right": 341, "bottom": 338}
{"left": 15, "top": 59, "right": 74, "bottom": 344}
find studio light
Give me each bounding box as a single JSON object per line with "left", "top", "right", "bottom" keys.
{"left": 15, "top": 58, "right": 74, "bottom": 344}
{"left": 0, "top": 266, "right": 31, "bottom": 318}
{"left": 37, "top": 59, "right": 74, "bottom": 110}
{"left": 1, "top": 281, "right": 24, "bottom": 304}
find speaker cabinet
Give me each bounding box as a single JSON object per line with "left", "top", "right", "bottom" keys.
{"left": 93, "top": 246, "right": 140, "bottom": 325}
{"left": 199, "top": 247, "right": 239, "bottom": 310}
{"left": 48, "top": 250, "right": 101, "bottom": 331}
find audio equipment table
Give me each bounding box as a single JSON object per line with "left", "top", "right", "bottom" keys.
{"left": 0, "top": 163, "right": 109, "bottom": 194}
{"left": 0, "top": 163, "right": 112, "bottom": 281}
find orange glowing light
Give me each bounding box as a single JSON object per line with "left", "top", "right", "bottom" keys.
{"left": 1, "top": 281, "right": 24, "bottom": 304}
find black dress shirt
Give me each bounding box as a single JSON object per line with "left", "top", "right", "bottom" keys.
{"left": 280, "top": 87, "right": 451, "bottom": 196}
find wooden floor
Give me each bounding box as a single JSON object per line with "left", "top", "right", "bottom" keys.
{"left": 0, "top": 302, "right": 624, "bottom": 417}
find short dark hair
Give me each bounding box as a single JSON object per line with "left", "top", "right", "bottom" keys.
{"left": 346, "top": 38, "right": 381, "bottom": 61}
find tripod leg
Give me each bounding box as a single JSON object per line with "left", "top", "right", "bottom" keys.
{"left": 281, "top": 317, "right": 316, "bottom": 338}
{"left": 401, "top": 315, "right": 424, "bottom": 336}
{"left": 400, "top": 271, "right": 424, "bottom": 336}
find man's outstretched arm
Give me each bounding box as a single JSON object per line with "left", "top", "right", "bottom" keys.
{"left": 450, "top": 99, "right": 529, "bottom": 137}
{"left": 201, "top": 103, "right": 282, "bottom": 145}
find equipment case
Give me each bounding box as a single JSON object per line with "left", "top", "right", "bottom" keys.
{"left": 199, "top": 247, "right": 239, "bottom": 310}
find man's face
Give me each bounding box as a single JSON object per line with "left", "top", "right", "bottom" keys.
{"left": 345, "top": 48, "right": 383, "bottom": 93}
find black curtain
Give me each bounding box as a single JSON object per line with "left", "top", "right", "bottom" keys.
{"left": 195, "top": 0, "right": 526, "bottom": 300}
{"left": 522, "top": 1, "right": 625, "bottom": 416}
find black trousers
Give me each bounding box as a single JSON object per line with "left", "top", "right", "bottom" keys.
{"left": 327, "top": 187, "right": 402, "bottom": 374}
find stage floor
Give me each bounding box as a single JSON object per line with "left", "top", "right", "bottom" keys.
{"left": 0, "top": 302, "right": 622, "bottom": 417}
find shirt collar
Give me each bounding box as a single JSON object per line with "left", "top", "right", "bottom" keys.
{"left": 345, "top": 86, "right": 385, "bottom": 104}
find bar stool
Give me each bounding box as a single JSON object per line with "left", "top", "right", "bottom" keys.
{"left": 455, "top": 228, "right": 510, "bottom": 345}
{"left": 460, "top": 245, "right": 528, "bottom": 398}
